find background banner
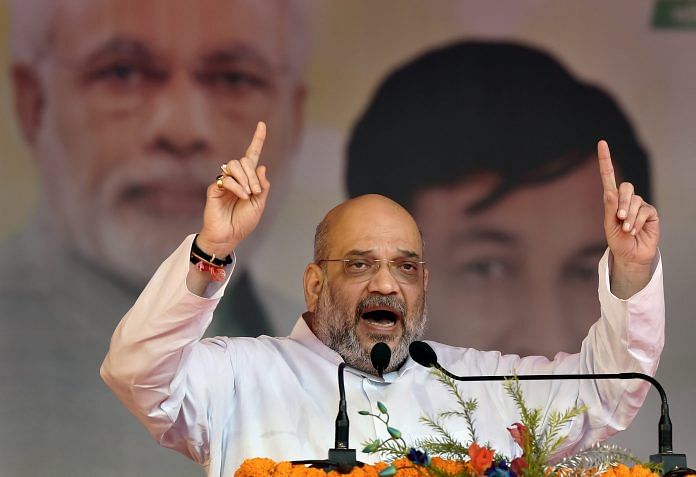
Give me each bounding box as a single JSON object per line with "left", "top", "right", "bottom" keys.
{"left": 1, "top": 1, "right": 695, "bottom": 475}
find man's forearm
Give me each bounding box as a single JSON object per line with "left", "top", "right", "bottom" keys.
{"left": 187, "top": 265, "right": 215, "bottom": 296}
{"left": 610, "top": 259, "right": 652, "bottom": 299}
{"left": 100, "top": 235, "right": 228, "bottom": 444}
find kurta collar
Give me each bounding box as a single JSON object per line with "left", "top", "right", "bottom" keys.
{"left": 289, "top": 314, "right": 344, "bottom": 367}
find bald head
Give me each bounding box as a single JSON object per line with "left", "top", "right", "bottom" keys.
{"left": 313, "top": 194, "right": 423, "bottom": 263}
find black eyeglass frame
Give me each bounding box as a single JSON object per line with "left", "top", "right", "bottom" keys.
{"left": 317, "top": 257, "right": 426, "bottom": 284}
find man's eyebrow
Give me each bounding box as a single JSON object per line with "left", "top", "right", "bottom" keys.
{"left": 199, "top": 44, "right": 275, "bottom": 71}
{"left": 344, "top": 249, "right": 372, "bottom": 257}
{"left": 343, "top": 249, "right": 422, "bottom": 259}
{"left": 397, "top": 249, "right": 421, "bottom": 259}
{"left": 448, "top": 227, "right": 519, "bottom": 247}
{"left": 82, "top": 37, "right": 156, "bottom": 64}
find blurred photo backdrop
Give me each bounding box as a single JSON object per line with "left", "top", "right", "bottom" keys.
{"left": 1, "top": 1, "right": 695, "bottom": 476}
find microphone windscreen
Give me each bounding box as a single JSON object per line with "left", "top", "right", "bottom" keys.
{"left": 409, "top": 341, "right": 438, "bottom": 368}
{"left": 370, "top": 342, "right": 391, "bottom": 374}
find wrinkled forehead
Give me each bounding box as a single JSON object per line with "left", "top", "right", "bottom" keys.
{"left": 328, "top": 200, "right": 424, "bottom": 258}
{"left": 49, "top": 0, "right": 291, "bottom": 65}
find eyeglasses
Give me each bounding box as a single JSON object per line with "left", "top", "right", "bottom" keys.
{"left": 318, "top": 257, "right": 425, "bottom": 284}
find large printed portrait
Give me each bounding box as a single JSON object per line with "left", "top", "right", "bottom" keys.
{"left": 1, "top": 2, "right": 694, "bottom": 476}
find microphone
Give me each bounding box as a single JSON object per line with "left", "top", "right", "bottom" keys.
{"left": 327, "top": 362, "right": 362, "bottom": 472}
{"left": 334, "top": 363, "right": 350, "bottom": 450}
{"left": 371, "top": 342, "right": 392, "bottom": 377}
{"left": 292, "top": 362, "right": 363, "bottom": 473}
{"left": 409, "top": 340, "right": 437, "bottom": 368}
{"left": 409, "top": 341, "right": 691, "bottom": 474}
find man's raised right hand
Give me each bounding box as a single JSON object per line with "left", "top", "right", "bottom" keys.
{"left": 196, "top": 121, "right": 270, "bottom": 257}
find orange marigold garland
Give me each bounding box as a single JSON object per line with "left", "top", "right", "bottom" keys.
{"left": 235, "top": 460, "right": 670, "bottom": 477}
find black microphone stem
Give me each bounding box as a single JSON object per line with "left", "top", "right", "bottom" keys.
{"left": 335, "top": 362, "right": 349, "bottom": 449}
{"left": 292, "top": 362, "right": 363, "bottom": 473}
{"left": 433, "top": 364, "right": 673, "bottom": 454}
{"left": 409, "top": 339, "right": 688, "bottom": 475}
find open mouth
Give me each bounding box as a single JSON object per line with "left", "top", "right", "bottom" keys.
{"left": 361, "top": 308, "right": 401, "bottom": 329}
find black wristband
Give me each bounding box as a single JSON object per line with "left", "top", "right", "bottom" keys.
{"left": 190, "top": 234, "right": 234, "bottom": 267}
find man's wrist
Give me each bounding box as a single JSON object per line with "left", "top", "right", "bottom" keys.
{"left": 195, "top": 234, "right": 237, "bottom": 259}
{"left": 187, "top": 234, "right": 237, "bottom": 294}
{"left": 191, "top": 235, "right": 233, "bottom": 266}
{"left": 610, "top": 258, "right": 652, "bottom": 299}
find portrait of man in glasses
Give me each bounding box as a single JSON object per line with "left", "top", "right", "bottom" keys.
{"left": 0, "top": 0, "right": 309, "bottom": 474}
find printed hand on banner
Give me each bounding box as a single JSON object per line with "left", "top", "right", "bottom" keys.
{"left": 597, "top": 140, "right": 659, "bottom": 298}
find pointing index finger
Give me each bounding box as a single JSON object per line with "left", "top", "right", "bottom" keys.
{"left": 246, "top": 121, "right": 267, "bottom": 167}
{"left": 597, "top": 139, "right": 617, "bottom": 192}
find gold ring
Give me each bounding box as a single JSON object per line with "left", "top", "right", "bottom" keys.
{"left": 216, "top": 174, "right": 225, "bottom": 190}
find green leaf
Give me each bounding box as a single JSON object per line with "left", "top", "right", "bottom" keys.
{"left": 378, "top": 402, "right": 388, "bottom": 414}
{"left": 387, "top": 426, "right": 402, "bottom": 439}
{"left": 358, "top": 410, "right": 371, "bottom": 415}
{"left": 362, "top": 440, "right": 381, "bottom": 453}
{"left": 379, "top": 464, "right": 397, "bottom": 477}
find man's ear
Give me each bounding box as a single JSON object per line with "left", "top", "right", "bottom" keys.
{"left": 12, "top": 64, "right": 44, "bottom": 145}
{"left": 423, "top": 267, "right": 429, "bottom": 292}
{"left": 303, "top": 263, "right": 324, "bottom": 312}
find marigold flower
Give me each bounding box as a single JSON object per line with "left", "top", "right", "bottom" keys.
{"left": 272, "top": 461, "right": 292, "bottom": 477}
{"left": 235, "top": 458, "right": 276, "bottom": 477}
{"left": 389, "top": 457, "right": 424, "bottom": 477}
{"left": 430, "top": 456, "right": 469, "bottom": 475}
{"left": 469, "top": 443, "right": 495, "bottom": 475}
{"left": 630, "top": 467, "right": 655, "bottom": 477}
{"left": 235, "top": 456, "right": 666, "bottom": 477}
{"left": 602, "top": 464, "right": 660, "bottom": 477}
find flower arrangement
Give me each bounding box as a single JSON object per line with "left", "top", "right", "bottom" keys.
{"left": 358, "top": 372, "right": 664, "bottom": 477}
{"left": 235, "top": 372, "right": 674, "bottom": 477}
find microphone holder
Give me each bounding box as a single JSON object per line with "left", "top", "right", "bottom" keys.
{"left": 409, "top": 342, "right": 691, "bottom": 475}
{"left": 292, "top": 363, "right": 364, "bottom": 474}
{"left": 292, "top": 453, "right": 363, "bottom": 475}
{"left": 433, "top": 363, "right": 689, "bottom": 474}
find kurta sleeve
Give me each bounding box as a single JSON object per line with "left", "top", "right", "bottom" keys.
{"left": 513, "top": 248, "right": 665, "bottom": 457}
{"left": 100, "top": 234, "right": 235, "bottom": 465}
{"left": 575, "top": 248, "right": 664, "bottom": 451}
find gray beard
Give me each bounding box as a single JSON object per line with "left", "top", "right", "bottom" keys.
{"left": 312, "top": 287, "right": 427, "bottom": 375}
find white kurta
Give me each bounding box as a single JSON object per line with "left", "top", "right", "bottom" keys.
{"left": 101, "top": 235, "right": 664, "bottom": 477}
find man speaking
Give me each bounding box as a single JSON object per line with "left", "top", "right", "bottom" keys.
{"left": 102, "top": 123, "right": 663, "bottom": 476}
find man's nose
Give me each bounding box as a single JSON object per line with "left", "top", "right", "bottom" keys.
{"left": 366, "top": 263, "right": 399, "bottom": 295}
{"left": 145, "top": 72, "right": 212, "bottom": 159}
